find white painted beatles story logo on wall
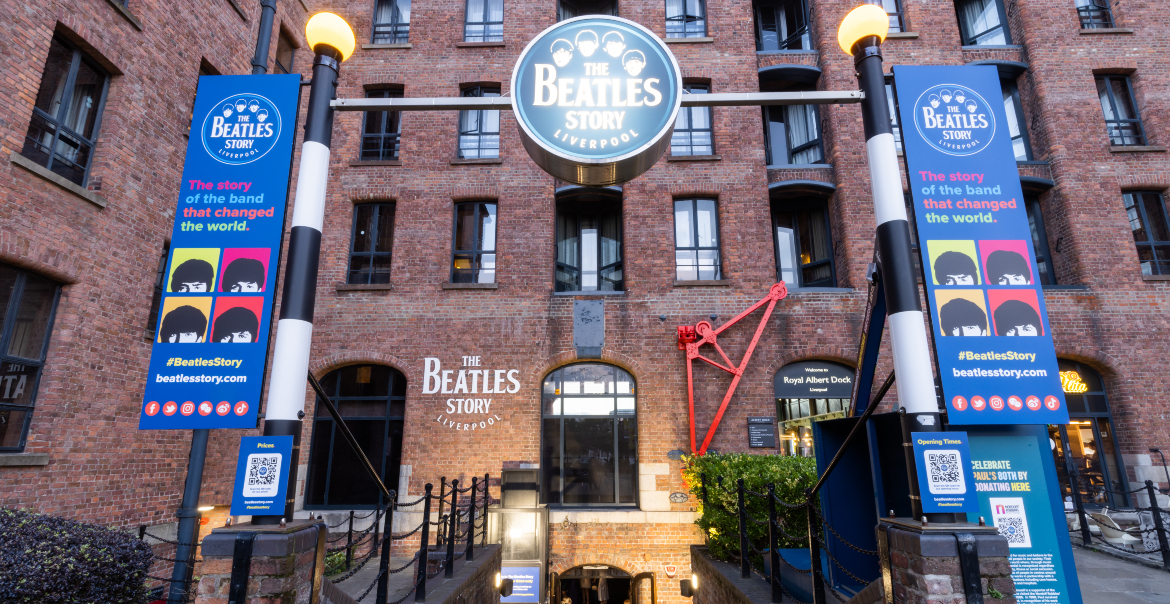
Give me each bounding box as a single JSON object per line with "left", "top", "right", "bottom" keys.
{"left": 423, "top": 356, "right": 520, "bottom": 431}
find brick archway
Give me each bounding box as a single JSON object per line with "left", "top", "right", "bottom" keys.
{"left": 549, "top": 557, "right": 644, "bottom": 580}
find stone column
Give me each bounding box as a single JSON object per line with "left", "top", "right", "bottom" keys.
{"left": 195, "top": 519, "right": 327, "bottom": 604}
{"left": 878, "top": 519, "right": 1015, "bottom": 604}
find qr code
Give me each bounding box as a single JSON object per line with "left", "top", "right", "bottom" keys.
{"left": 927, "top": 452, "right": 961, "bottom": 485}
{"left": 247, "top": 455, "right": 280, "bottom": 486}
{"left": 998, "top": 517, "right": 1027, "bottom": 545}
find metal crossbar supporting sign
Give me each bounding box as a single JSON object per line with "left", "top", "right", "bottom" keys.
{"left": 677, "top": 283, "right": 788, "bottom": 454}
{"left": 331, "top": 90, "right": 863, "bottom": 112}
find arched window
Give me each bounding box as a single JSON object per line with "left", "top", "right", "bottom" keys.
{"left": 541, "top": 363, "right": 637, "bottom": 506}
{"left": 1049, "top": 360, "right": 1129, "bottom": 509}
{"left": 305, "top": 364, "right": 406, "bottom": 509}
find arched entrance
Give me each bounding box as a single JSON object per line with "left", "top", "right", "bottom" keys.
{"left": 554, "top": 565, "right": 632, "bottom": 604}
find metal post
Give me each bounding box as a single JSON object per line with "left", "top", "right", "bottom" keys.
{"left": 482, "top": 473, "right": 490, "bottom": 546}
{"left": 250, "top": 0, "right": 278, "bottom": 74}
{"left": 737, "top": 478, "right": 749, "bottom": 579}
{"left": 466, "top": 476, "right": 478, "bottom": 562}
{"left": 346, "top": 510, "right": 355, "bottom": 570}
{"left": 806, "top": 492, "right": 826, "bottom": 604}
{"left": 849, "top": 28, "right": 942, "bottom": 519}
{"left": 767, "top": 484, "right": 782, "bottom": 603}
{"left": 1073, "top": 473, "right": 1091, "bottom": 546}
{"left": 445, "top": 480, "right": 459, "bottom": 578}
{"left": 169, "top": 428, "right": 208, "bottom": 604}
{"left": 1146, "top": 480, "right": 1170, "bottom": 571}
{"left": 437, "top": 477, "right": 447, "bottom": 546}
{"left": 416, "top": 483, "right": 433, "bottom": 602}
{"left": 375, "top": 504, "right": 383, "bottom": 549}
{"left": 376, "top": 498, "right": 396, "bottom": 604}
{"left": 256, "top": 37, "right": 345, "bottom": 525}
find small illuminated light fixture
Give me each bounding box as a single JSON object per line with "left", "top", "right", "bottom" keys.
{"left": 305, "top": 12, "right": 356, "bottom": 61}
{"left": 680, "top": 573, "right": 699, "bottom": 597}
{"left": 197, "top": 505, "right": 215, "bottom": 512}
{"left": 495, "top": 572, "right": 514, "bottom": 597}
{"left": 836, "top": 4, "right": 889, "bottom": 55}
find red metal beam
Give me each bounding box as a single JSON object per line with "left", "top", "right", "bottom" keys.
{"left": 677, "top": 283, "right": 788, "bottom": 455}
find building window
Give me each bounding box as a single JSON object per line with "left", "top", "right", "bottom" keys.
{"left": 955, "top": 0, "right": 1010, "bottom": 46}
{"left": 361, "top": 89, "right": 403, "bottom": 161}
{"left": 0, "top": 266, "right": 61, "bottom": 451}
{"left": 451, "top": 202, "right": 498, "bottom": 284}
{"left": 458, "top": 86, "right": 500, "bottom": 159}
{"left": 558, "top": 0, "right": 617, "bottom": 21}
{"left": 556, "top": 188, "right": 623, "bottom": 292}
{"left": 671, "top": 85, "right": 713, "bottom": 156}
{"left": 674, "top": 198, "right": 722, "bottom": 281}
{"left": 464, "top": 0, "right": 503, "bottom": 42}
{"left": 22, "top": 36, "right": 110, "bottom": 187}
{"left": 1002, "top": 78, "right": 1032, "bottom": 161}
{"left": 1096, "top": 75, "right": 1146, "bottom": 147}
{"left": 868, "top": 0, "right": 905, "bottom": 33}
{"left": 774, "top": 361, "right": 853, "bottom": 457}
{"left": 541, "top": 363, "right": 637, "bottom": 506}
{"left": 1025, "top": 197, "right": 1056, "bottom": 285}
{"left": 1123, "top": 191, "right": 1170, "bottom": 276}
{"left": 772, "top": 198, "right": 835, "bottom": 287}
{"left": 665, "top": 0, "right": 706, "bottom": 38}
{"left": 348, "top": 203, "right": 396, "bottom": 285}
{"left": 1048, "top": 360, "right": 1129, "bottom": 509}
{"left": 373, "top": 0, "right": 411, "bottom": 44}
{"left": 763, "top": 96, "right": 824, "bottom": 166}
{"left": 1075, "top": 0, "right": 1113, "bottom": 29}
{"left": 145, "top": 242, "right": 171, "bottom": 335}
{"left": 305, "top": 365, "right": 406, "bottom": 508}
{"left": 274, "top": 32, "right": 296, "bottom": 74}
{"left": 754, "top": 0, "right": 809, "bottom": 51}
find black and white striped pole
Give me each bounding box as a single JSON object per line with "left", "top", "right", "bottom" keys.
{"left": 839, "top": 6, "right": 948, "bottom": 521}
{"left": 255, "top": 13, "right": 356, "bottom": 525}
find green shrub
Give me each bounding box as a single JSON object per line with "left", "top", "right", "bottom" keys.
{"left": 682, "top": 453, "right": 818, "bottom": 563}
{"left": 0, "top": 507, "right": 153, "bottom": 604}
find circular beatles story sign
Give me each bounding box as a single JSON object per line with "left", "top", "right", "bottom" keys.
{"left": 511, "top": 16, "right": 682, "bottom": 186}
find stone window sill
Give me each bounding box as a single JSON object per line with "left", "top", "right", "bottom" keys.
{"left": 10, "top": 153, "right": 108, "bottom": 208}
{"left": 350, "top": 160, "right": 401, "bottom": 167}
{"left": 224, "top": 0, "right": 248, "bottom": 21}
{"left": 1080, "top": 28, "right": 1133, "bottom": 35}
{"left": 0, "top": 453, "right": 49, "bottom": 467}
{"left": 885, "top": 32, "right": 919, "bottom": 39}
{"left": 336, "top": 283, "right": 394, "bottom": 291}
{"left": 442, "top": 282, "right": 498, "bottom": 289}
{"left": 552, "top": 290, "right": 625, "bottom": 296}
{"left": 1142, "top": 275, "right": 1170, "bottom": 282}
{"left": 104, "top": 0, "right": 144, "bottom": 29}
{"left": 456, "top": 41, "right": 506, "bottom": 48}
{"left": 675, "top": 280, "right": 730, "bottom": 287}
{"left": 665, "top": 37, "right": 714, "bottom": 44}
{"left": 450, "top": 157, "right": 502, "bottom": 165}
{"left": 668, "top": 154, "right": 721, "bottom": 162}
{"left": 361, "top": 43, "right": 412, "bottom": 50}
{"left": 1110, "top": 146, "right": 1166, "bottom": 153}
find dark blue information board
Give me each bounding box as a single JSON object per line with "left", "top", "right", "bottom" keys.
{"left": 230, "top": 435, "right": 294, "bottom": 516}
{"left": 139, "top": 75, "right": 300, "bottom": 430}
{"left": 911, "top": 431, "right": 978, "bottom": 513}
{"left": 893, "top": 66, "right": 1067, "bottom": 425}
{"left": 501, "top": 565, "right": 541, "bottom": 603}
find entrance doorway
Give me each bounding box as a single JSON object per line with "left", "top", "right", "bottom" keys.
{"left": 555, "top": 566, "right": 631, "bottom": 604}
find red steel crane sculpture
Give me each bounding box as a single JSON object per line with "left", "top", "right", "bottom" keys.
{"left": 677, "top": 282, "right": 788, "bottom": 455}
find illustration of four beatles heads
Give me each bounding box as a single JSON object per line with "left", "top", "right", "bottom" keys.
{"left": 934, "top": 247, "right": 1040, "bottom": 337}
{"left": 160, "top": 256, "right": 266, "bottom": 343}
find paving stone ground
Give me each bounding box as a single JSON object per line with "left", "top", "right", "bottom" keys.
{"left": 1075, "top": 547, "right": 1170, "bottom": 604}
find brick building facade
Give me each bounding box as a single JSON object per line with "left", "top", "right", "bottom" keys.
{"left": 0, "top": 0, "right": 1168, "bottom": 600}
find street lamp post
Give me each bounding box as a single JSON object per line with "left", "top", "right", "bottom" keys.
{"left": 838, "top": 5, "right": 949, "bottom": 522}
{"left": 254, "top": 12, "right": 356, "bottom": 525}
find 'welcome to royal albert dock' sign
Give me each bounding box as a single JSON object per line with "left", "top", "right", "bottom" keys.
{"left": 511, "top": 15, "right": 682, "bottom": 186}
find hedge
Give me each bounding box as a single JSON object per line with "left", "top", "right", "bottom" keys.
{"left": 681, "top": 453, "right": 818, "bottom": 563}
{"left": 0, "top": 507, "right": 153, "bottom": 604}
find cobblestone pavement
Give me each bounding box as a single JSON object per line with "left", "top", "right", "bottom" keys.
{"left": 1075, "top": 547, "right": 1170, "bottom": 604}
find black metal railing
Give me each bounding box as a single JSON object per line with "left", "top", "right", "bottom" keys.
{"left": 139, "top": 525, "right": 201, "bottom": 604}
{"left": 698, "top": 372, "right": 895, "bottom": 604}
{"left": 1067, "top": 478, "right": 1170, "bottom": 571}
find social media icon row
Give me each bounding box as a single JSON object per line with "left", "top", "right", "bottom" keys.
{"left": 950, "top": 395, "right": 1059, "bottom": 412}
{"left": 144, "top": 400, "right": 249, "bottom": 417}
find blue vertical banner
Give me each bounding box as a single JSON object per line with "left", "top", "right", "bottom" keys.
{"left": 965, "top": 426, "right": 1082, "bottom": 604}
{"left": 139, "top": 75, "right": 301, "bottom": 430}
{"left": 230, "top": 435, "right": 294, "bottom": 516}
{"left": 911, "top": 431, "right": 978, "bottom": 513}
{"left": 893, "top": 66, "right": 1067, "bottom": 425}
